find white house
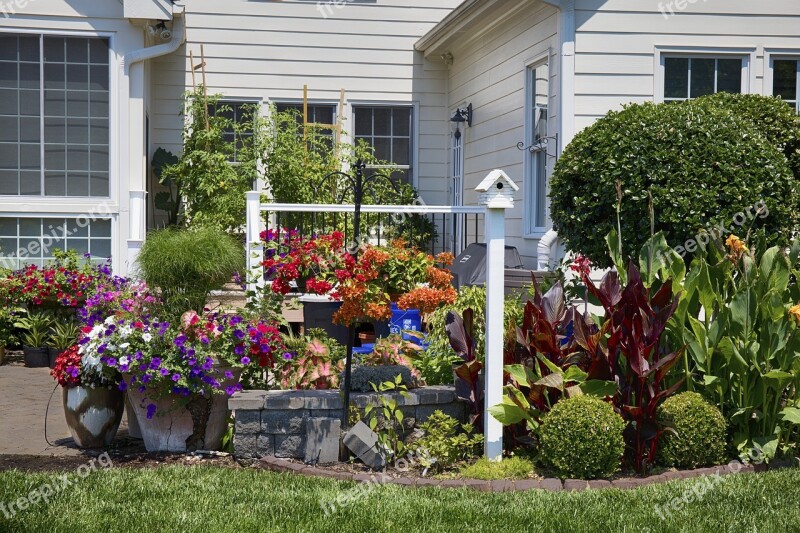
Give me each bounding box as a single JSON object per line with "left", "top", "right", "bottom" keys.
{"left": 1, "top": 0, "right": 800, "bottom": 275}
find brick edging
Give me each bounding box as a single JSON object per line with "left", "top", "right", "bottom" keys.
{"left": 257, "top": 456, "right": 757, "bottom": 492}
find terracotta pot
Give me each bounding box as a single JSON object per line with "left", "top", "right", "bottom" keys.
{"left": 125, "top": 364, "right": 241, "bottom": 452}
{"left": 0, "top": 346, "right": 5, "bottom": 366}
{"left": 23, "top": 347, "right": 49, "bottom": 368}
{"left": 62, "top": 385, "right": 124, "bottom": 448}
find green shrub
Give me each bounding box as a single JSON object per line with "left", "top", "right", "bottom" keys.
{"left": 458, "top": 456, "right": 534, "bottom": 480}
{"left": 410, "top": 410, "right": 483, "bottom": 471}
{"left": 657, "top": 392, "right": 728, "bottom": 468}
{"left": 539, "top": 395, "right": 625, "bottom": 479}
{"left": 136, "top": 226, "right": 244, "bottom": 319}
{"left": 549, "top": 97, "right": 798, "bottom": 267}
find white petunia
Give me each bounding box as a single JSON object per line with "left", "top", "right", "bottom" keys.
{"left": 142, "top": 333, "right": 153, "bottom": 343}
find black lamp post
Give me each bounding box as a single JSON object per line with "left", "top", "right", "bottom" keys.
{"left": 315, "top": 160, "right": 398, "bottom": 432}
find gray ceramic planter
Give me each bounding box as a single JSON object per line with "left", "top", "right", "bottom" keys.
{"left": 62, "top": 385, "right": 124, "bottom": 448}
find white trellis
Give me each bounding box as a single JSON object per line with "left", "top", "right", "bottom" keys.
{"left": 245, "top": 170, "right": 518, "bottom": 460}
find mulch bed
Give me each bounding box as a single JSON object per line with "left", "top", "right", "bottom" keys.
{"left": 0, "top": 452, "right": 240, "bottom": 473}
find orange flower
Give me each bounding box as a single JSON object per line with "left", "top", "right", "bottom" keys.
{"left": 726, "top": 235, "right": 749, "bottom": 256}
{"left": 790, "top": 304, "right": 800, "bottom": 323}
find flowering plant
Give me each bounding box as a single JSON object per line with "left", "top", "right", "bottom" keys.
{"left": 3, "top": 252, "right": 117, "bottom": 310}
{"left": 262, "top": 231, "right": 456, "bottom": 324}
{"left": 261, "top": 229, "right": 350, "bottom": 295}
{"left": 79, "top": 312, "right": 286, "bottom": 417}
{"left": 51, "top": 344, "right": 120, "bottom": 389}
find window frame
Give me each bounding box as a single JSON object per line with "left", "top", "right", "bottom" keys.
{"left": 765, "top": 50, "right": 800, "bottom": 114}
{"left": 523, "top": 52, "right": 551, "bottom": 238}
{"left": 654, "top": 47, "right": 755, "bottom": 104}
{"left": 210, "top": 97, "right": 262, "bottom": 164}
{"left": 349, "top": 101, "right": 418, "bottom": 188}
{"left": 0, "top": 28, "right": 116, "bottom": 201}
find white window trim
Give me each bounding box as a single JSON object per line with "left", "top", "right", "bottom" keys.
{"left": 654, "top": 46, "right": 756, "bottom": 103}
{"left": 348, "top": 100, "right": 419, "bottom": 189}
{"left": 765, "top": 49, "right": 800, "bottom": 112}
{"left": 0, "top": 27, "right": 118, "bottom": 208}
{"left": 523, "top": 50, "right": 551, "bottom": 239}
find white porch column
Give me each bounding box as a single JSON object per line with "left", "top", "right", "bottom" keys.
{"left": 246, "top": 191, "right": 265, "bottom": 297}
{"left": 127, "top": 190, "right": 147, "bottom": 272}
{"left": 476, "top": 170, "right": 518, "bottom": 461}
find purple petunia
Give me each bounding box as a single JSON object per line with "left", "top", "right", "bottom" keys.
{"left": 234, "top": 345, "right": 244, "bottom": 356}
{"left": 160, "top": 367, "right": 170, "bottom": 376}
{"left": 118, "top": 381, "right": 128, "bottom": 392}
{"left": 224, "top": 371, "right": 234, "bottom": 379}
{"left": 146, "top": 403, "right": 157, "bottom": 419}
{"left": 172, "top": 373, "right": 181, "bottom": 382}
{"left": 283, "top": 352, "right": 293, "bottom": 361}
{"left": 240, "top": 356, "right": 251, "bottom": 365}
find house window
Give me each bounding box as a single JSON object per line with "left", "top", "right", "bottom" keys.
{"left": 0, "top": 33, "right": 110, "bottom": 197}
{"left": 0, "top": 216, "right": 111, "bottom": 269}
{"left": 210, "top": 100, "right": 257, "bottom": 163}
{"left": 772, "top": 59, "right": 800, "bottom": 113}
{"left": 663, "top": 56, "right": 743, "bottom": 102}
{"left": 275, "top": 102, "right": 337, "bottom": 149}
{"left": 353, "top": 106, "right": 413, "bottom": 185}
{"left": 525, "top": 60, "right": 549, "bottom": 234}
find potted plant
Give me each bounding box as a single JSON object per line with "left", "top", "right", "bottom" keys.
{"left": 51, "top": 344, "right": 123, "bottom": 448}
{"left": 48, "top": 320, "right": 81, "bottom": 369}
{"left": 84, "top": 312, "right": 284, "bottom": 452}
{"left": 0, "top": 307, "right": 18, "bottom": 366}
{"left": 15, "top": 312, "right": 52, "bottom": 368}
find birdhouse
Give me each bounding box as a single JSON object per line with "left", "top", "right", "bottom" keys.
{"left": 475, "top": 169, "right": 519, "bottom": 209}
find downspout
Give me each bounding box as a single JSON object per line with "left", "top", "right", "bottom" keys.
{"left": 538, "top": 0, "right": 574, "bottom": 270}
{"left": 121, "top": 6, "right": 186, "bottom": 274}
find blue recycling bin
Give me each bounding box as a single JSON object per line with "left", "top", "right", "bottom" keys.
{"left": 390, "top": 303, "right": 423, "bottom": 343}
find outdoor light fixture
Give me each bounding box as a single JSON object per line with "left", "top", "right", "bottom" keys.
{"left": 450, "top": 103, "right": 473, "bottom": 127}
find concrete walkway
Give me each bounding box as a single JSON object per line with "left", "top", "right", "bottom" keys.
{"left": 0, "top": 352, "right": 130, "bottom": 456}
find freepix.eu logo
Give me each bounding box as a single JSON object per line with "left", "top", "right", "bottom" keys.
{"left": 658, "top": 0, "right": 709, "bottom": 20}
{"left": 1, "top": 0, "right": 34, "bottom": 17}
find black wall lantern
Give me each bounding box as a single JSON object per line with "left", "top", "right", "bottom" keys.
{"left": 450, "top": 103, "right": 473, "bottom": 127}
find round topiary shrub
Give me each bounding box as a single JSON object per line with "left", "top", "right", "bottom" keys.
{"left": 549, "top": 97, "right": 798, "bottom": 267}
{"left": 657, "top": 391, "right": 727, "bottom": 469}
{"left": 539, "top": 395, "right": 625, "bottom": 479}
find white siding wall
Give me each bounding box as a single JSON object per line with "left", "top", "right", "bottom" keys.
{"left": 0, "top": 0, "right": 147, "bottom": 275}
{"left": 572, "top": 0, "right": 800, "bottom": 132}
{"left": 148, "top": 0, "right": 461, "bottom": 211}
{"left": 444, "top": 2, "right": 559, "bottom": 266}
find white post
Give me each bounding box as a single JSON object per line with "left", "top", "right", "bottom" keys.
{"left": 127, "top": 190, "right": 147, "bottom": 276}
{"left": 246, "top": 191, "right": 264, "bottom": 297}
{"left": 476, "top": 170, "right": 518, "bottom": 461}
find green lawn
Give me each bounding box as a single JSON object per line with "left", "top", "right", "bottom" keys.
{"left": 1, "top": 466, "right": 799, "bottom": 533}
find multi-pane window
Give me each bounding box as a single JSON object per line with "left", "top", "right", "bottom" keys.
{"left": 664, "top": 56, "right": 743, "bottom": 102}
{"left": 773, "top": 59, "right": 800, "bottom": 113}
{"left": 0, "top": 217, "right": 111, "bottom": 269}
{"left": 210, "top": 100, "right": 257, "bottom": 163}
{"left": 275, "top": 102, "right": 336, "bottom": 150}
{"left": 526, "top": 61, "right": 549, "bottom": 233}
{"left": 0, "top": 33, "right": 110, "bottom": 197}
{"left": 353, "top": 106, "right": 413, "bottom": 185}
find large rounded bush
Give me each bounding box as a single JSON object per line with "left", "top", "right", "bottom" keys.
{"left": 550, "top": 97, "right": 798, "bottom": 266}
{"left": 657, "top": 392, "right": 727, "bottom": 468}
{"left": 539, "top": 395, "right": 625, "bottom": 479}
{"left": 137, "top": 226, "right": 244, "bottom": 319}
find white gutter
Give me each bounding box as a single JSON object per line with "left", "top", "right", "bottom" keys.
{"left": 542, "top": 0, "right": 576, "bottom": 149}
{"left": 122, "top": 6, "right": 186, "bottom": 74}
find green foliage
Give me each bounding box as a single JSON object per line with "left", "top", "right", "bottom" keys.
{"left": 550, "top": 96, "right": 799, "bottom": 267}
{"left": 671, "top": 234, "right": 800, "bottom": 461}
{"left": 48, "top": 320, "right": 81, "bottom": 350}
{"left": 136, "top": 226, "right": 244, "bottom": 320}
{"left": 409, "top": 410, "right": 483, "bottom": 471}
{"left": 420, "top": 286, "right": 522, "bottom": 384}
{"left": 159, "top": 89, "right": 259, "bottom": 233}
{"left": 657, "top": 392, "right": 728, "bottom": 468}
{"left": 14, "top": 311, "right": 52, "bottom": 348}
{"left": 458, "top": 456, "right": 534, "bottom": 480}
{"left": 0, "top": 306, "right": 18, "bottom": 347}
{"left": 365, "top": 375, "right": 410, "bottom": 461}
{"left": 539, "top": 395, "right": 625, "bottom": 480}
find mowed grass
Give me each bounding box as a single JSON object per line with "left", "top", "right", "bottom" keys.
{"left": 1, "top": 466, "right": 799, "bottom": 533}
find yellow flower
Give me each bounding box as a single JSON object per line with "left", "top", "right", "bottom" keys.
{"left": 790, "top": 304, "right": 800, "bottom": 323}
{"left": 725, "top": 235, "right": 749, "bottom": 256}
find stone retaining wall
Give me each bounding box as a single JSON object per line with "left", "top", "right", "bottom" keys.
{"left": 230, "top": 386, "right": 465, "bottom": 460}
